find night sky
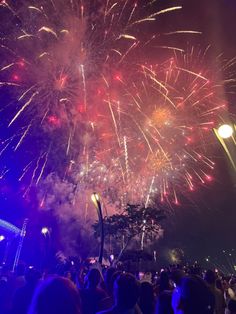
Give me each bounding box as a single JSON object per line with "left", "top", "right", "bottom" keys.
{"left": 0, "top": 0, "right": 236, "bottom": 267}
{"left": 159, "top": 0, "right": 236, "bottom": 266}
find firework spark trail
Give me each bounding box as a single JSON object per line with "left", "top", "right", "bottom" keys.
{"left": 0, "top": 139, "right": 13, "bottom": 157}
{"left": 127, "top": 2, "right": 137, "bottom": 23}
{"left": 145, "top": 175, "right": 155, "bottom": 208}
{"left": 36, "top": 152, "right": 48, "bottom": 185}
{"left": 66, "top": 130, "right": 73, "bottom": 156}
{"left": 14, "top": 124, "right": 32, "bottom": 151}
{"left": 129, "top": 6, "right": 182, "bottom": 27}
{"left": 8, "top": 92, "right": 39, "bottom": 126}
{"left": 107, "top": 99, "right": 121, "bottom": 147}
{"left": 123, "top": 136, "right": 130, "bottom": 181}
{"left": 118, "top": 42, "right": 138, "bottom": 64}
{"left": 0, "top": 168, "right": 9, "bottom": 179}
{"left": 80, "top": 64, "right": 87, "bottom": 112}
{"left": 18, "top": 160, "right": 34, "bottom": 182}
{"left": 22, "top": 156, "right": 43, "bottom": 197}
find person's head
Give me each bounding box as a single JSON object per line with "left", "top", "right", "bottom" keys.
{"left": 25, "top": 268, "right": 41, "bottom": 286}
{"left": 204, "top": 270, "right": 216, "bottom": 286}
{"left": 171, "top": 270, "right": 185, "bottom": 287}
{"left": 179, "top": 275, "right": 214, "bottom": 314}
{"left": 28, "top": 276, "right": 80, "bottom": 314}
{"left": 159, "top": 271, "right": 170, "bottom": 292}
{"left": 139, "top": 281, "right": 154, "bottom": 309}
{"left": 228, "top": 299, "right": 236, "bottom": 314}
{"left": 87, "top": 268, "right": 102, "bottom": 288}
{"left": 189, "top": 265, "right": 202, "bottom": 276}
{"left": 114, "top": 273, "right": 140, "bottom": 310}
{"left": 104, "top": 267, "right": 116, "bottom": 294}
{"left": 142, "top": 272, "right": 152, "bottom": 283}
{"left": 64, "top": 271, "right": 72, "bottom": 280}
{"left": 229, "top": 278, "right": 236, "bottom": 290}
{"left": 140, "top": 281, "right": 154, "bottom": 299}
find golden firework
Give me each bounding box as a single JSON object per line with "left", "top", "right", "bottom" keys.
{"left": 148, "top": 150, "right": 172, "bottom": 173}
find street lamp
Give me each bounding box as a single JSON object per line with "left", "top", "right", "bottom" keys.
{"left": 91, "top": 193, "right": 104, "bottom": 264}
{"left": 0, "top": 235, "right": 5, "bottom": 242}
{"left": 91, "top": 193, "right": 100, "bottom": 208}
{"left": 41, "top": 227, "right": 50, "bottom": 236}
{"left": 217, "top": 124, "right": 233, "bottom": 139}
{"left": 41, "top": 227, "right": 51, "bottom": 270}
{"left": 214, "top": 123, "right": 236, "bottom": 170}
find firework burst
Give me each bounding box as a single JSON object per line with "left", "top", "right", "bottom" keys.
{"left": 0, "top": 0, "right": 234, "bottom": 209}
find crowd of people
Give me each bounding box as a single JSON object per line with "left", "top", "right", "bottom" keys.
{"left": 0, "top": 260, "right": 236, "bottom": 314}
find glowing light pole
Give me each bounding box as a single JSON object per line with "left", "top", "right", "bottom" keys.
{"left": 91, "top": 193, "right": 104, "bottom": 264}
{"left": 41, "top": 227, "right": 51, "bottom": 270}
{"left": 214, "top": 123, "right": 236, "bottom": 170}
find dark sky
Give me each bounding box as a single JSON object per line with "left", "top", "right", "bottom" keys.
{"left": 158, "top": 0, "right": 236, "bottom": 266}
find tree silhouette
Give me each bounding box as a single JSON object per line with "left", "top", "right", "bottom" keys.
{"left": 93, "top": 204, "right": 165, "bottom": 262}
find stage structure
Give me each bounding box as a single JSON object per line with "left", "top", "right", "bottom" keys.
{"left": 0, "top": 218, "right": 28, "bottom": 270}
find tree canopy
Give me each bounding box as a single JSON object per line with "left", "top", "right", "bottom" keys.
{"left": 93, "top": 203, "right": 165, "bottom": 260}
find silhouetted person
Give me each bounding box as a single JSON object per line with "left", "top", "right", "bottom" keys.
{"left": 215, "top": 278, "right": 224, "bottom": 293}
{"left": 226, "top": 299, "right": 236, "bottom": 314}
{"left": 0, "top": 264, "right": 12, "bottom": 314}
{"left": 159, "top": 272, "right": 171, "bottom": 294}
{"left": 0, "top": 274, "right": 10, "bottom": 314}
{"left": 14, "top": 263, "right": 26, "bottom": 290}
{"left": 179, "top": 275, "right": 215, "bottom": 314}
{"left": 12, "top": 268, "right": 41, "bottom": 314}
{"left": 138, "top": 281, "right": 155, "bottom": 314}
{"left": 171, "top": 270, "right": 185, "bottom": 314}
{"left": 28, "top": 276, "right": 81, "bottom": 314}
{"left": 104, "top": 268, "right": 116, "bottom": 296}
{"left": 99, "top": 271, "right": 122, "bottom": 311}
{"left": 80, "top": 268, "right": 107, "bottom": 314}
{"left": 97, "top": 272, "right": 141, "bottom": 314}
{"left": 228, "top": 278, "right": 236, "bottom": 300}
{"left": 204, "top": 270, "right": 225, "bottom": 314}
{"left": 156, "top": 271, "right": 173, "bottom": 314}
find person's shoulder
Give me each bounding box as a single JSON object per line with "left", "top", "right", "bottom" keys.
{"left": 214, "top": 287, "right": 222, "bottom": 294}
{"left": 96, "top": 287, "right": 108, "bottom": 296}
{"left": 97, "top": 307, "right": 116, "bottom": 314}
{"left": 161, "top": 289, "right": 173, "bottom": 296}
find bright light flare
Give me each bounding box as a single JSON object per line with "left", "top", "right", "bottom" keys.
{"left": 0, "top": 235, "right": 5, "bottom": 241}
{"left": 41, "top": 227, "right": 49, "bottom": 235}
{"left": 91, "top": 192, "right": 100, "bottom": 208}
{"left": 217, "top": 124, "right": 233, "bottom": 139}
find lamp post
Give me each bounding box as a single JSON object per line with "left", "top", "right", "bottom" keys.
{"left": 214, "top": 123, "right": 236, "bottom": 170}
{"left": 91, "top": 193, "right": 104, "bottom": 264}
{"left": 41, "top": 227, "right": 51, "bottom": 270}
